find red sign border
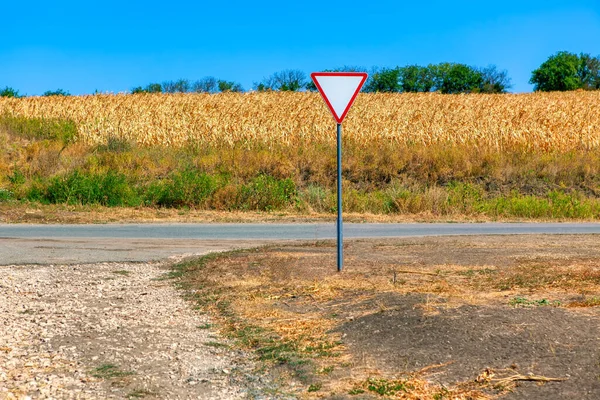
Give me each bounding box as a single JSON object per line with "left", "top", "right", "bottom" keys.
{"left": 311, "top": 72, "right": 368, "bottom": 124}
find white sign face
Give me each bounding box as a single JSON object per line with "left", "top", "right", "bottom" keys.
{"left": 311, "top": 72, "right": 368, "bottom": 124}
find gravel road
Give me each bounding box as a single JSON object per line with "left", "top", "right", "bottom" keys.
{"left": 0, "top": 258, "right": 270, "bottom": 399}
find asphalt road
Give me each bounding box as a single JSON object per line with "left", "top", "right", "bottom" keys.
{"left": 1, "top": 223, "right": 599, "bottom": 265}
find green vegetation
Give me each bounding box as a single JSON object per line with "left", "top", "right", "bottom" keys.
{"left": 0, "top": 87, "right": 20, "bottom": 98}
{"left": 92, "top": 363, "right": 134, "bottom": 379}
{"left": 363, "top": 377, "right": 409, "bottom": 396}
{"left": 127, "top": 389, "right": 155, "bottom": 399}
{"left": 2, "top": 113, "right": 600, "bottom": 219}
{"left": 42, "top": 88, "right": 70, "bottom": 97}
{"left": 530, "top": 51, "right": 600, "bottom": 92}
{"left": 508, "top": 297, "right": 561, "bottom": 307}
{"left": 132, "top": 77, "right": 243, "bottom": 94}
{"left": 363, "top": 63, "right": 511, "bottom": 94}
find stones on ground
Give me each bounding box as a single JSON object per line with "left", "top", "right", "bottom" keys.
{"left": 0, "top": 261, "right": 270, "bottom": 399}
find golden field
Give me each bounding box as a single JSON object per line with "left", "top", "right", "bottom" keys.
{"left": 1, "top": 91, "right": 600, "bottom": 151}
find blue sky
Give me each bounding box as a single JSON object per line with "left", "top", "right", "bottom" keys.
{"left": 2, "top": 0, "right": 599, "bottom": 95}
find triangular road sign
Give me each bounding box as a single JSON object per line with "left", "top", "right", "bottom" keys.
{"left": 311, "top": 72, "right": 368, "bottom": 124}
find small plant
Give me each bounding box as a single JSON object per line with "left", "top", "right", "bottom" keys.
{"left": 197, "top": 323, "right": 213, "bottom": 329}
{"left": 307, "top": 383, "right": 322, "bottom": 392}
{"left": 364, "top": 377, "right": 407, "bottom": 396}
{"left": 92, "top": 363, "right": 134, "bottom": 379}
{"left": 0, "top": 188, "right": 13, "bottom": 202}
{"left": 318, "top": 366, "right": 334, "bottom": 375}
{"left": 509, "top": 297, "right": 561, "bottom": 307}
{"left": 112, "top": 270, "right": 131, "bottom": 276}
{"left": 127, "top": 389, "right": 155, "bottom": 398}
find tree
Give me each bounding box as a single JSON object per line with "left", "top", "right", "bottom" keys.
{"left": 192, "top": 77, "right": 218, "bottom": 93}
{"left": 398, "top": 65, "right": 435, "bottom": 92}
{"left": 0, "top": 87, "right": 20, "bottom": 98}
{"left": 579, "top": 53, "right": 600, "bottom": 90}
{"left": 217, "top": 80, "right": 243, "bottom": 92}
{"left": 254, "top": 70, "right": 307, "bottom": 92}
{"left": 42, "top": 88, "right": 70, "bottom": 96}
{"left": 530, "top": 51, "right": 584, "bottom": 91}
{"left": 431, "top": 63, "right": 483, "bottom": 94}
{"left": 162, "top": 79, "right": 190, "bottom": 93}
{"left": 479, "top": 65, "right": 512, "bottom": 93}
{"left": 363, "top": 67, "right": 401, "bottom": 93}
{"left": 131, "top": 83, "right": 162, "bottom": 94}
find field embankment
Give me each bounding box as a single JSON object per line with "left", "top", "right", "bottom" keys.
{"left": 1, "top": 92, "right": 600, "bottom": 221}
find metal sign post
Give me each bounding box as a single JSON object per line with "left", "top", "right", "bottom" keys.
{"left": 310, "top": 72, "right": 368, "bottom": 272}
{"left": 336, "top": 122, "right": 343, "bottom": 271}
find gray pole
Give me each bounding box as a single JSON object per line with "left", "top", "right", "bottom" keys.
{"left": 337, "top": 123, "right": 343, "bottom": 272}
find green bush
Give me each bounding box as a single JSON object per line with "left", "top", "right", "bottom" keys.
{"left": 0, "top": 188, "right": 13, "bottom": 202}
{"left": 236, "top": 175, "right": 297, "bottom": 211}
{"left": 39, "top": 170, "right": 137, "bottom": 206}
{"left": 143, "top": 169, "right": 220, "bottom": 208}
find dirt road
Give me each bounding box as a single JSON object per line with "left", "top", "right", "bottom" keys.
{"left": 0, "top": 259, "right": 276, "bottom": 399}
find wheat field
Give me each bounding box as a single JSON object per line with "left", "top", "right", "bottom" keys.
{"left": 1, "top": 91, "right": 599, "bottom": 151}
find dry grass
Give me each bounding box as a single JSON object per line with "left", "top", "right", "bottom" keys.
{"left": 2, "top": 91, "right": 600, "bottom": 151}
{"left": 172, "top": 237, "right": 600, "bottom": 397}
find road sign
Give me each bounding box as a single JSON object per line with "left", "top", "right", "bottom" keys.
{"left": 311, "top": 72, "right": 368, "bottom": 124}
{"left": 311, "top": 72, "right": 368, "bottom": 272}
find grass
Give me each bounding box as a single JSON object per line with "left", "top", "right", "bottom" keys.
{"left": 92, "top": 363, "right": 134, "bottom": 379}
{"left": 127, "top": 389, "right": 156, "bottom": 399}
{"left": 2, "top": 114, "right": 600, "bottom": 220}
{"left": 167, "top": 246, "right": 497, "bottom": 398}
{"left": 567, "top": 296, "right": 600, "bottom": 307}
{"left": 508, "top": 297, "right": 562, "bottom": 307}
{"left": 163, "top": 236, "right": 600, "bottom": 398}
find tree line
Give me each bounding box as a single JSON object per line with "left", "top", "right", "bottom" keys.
{"left": 1, "top": 51, "right": 599, "bottom": 97}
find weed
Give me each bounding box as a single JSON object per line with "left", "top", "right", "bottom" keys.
{"left": 127, "top": 389, "right": 155, "bottom": 398}
{"left": 197, "top": 323, "right": 213, "bottom": 329}
{"left": 0, "top": 188, "right": 12, "bottom": 202}
{"left": 112, "top": 270, "right": 131, "bottom": 276}
{"left": 92, "top": 363, "right": 134, "bottom": 379}
{"left": 318, "top": 366, "right": 334, "bottom": 375}
{"left": 568, "top": 297, "right": 600, "bottom": 307}
{"left": 508, "top": 297, "right": 561, "bottom": 307}
{"left": 144, "top": 169, "right": 221, "bottom": 208}
{"left": 307, "top": 383, "right": 322, "bottom": 392}
{"left": 38, "top": 170, "right": 138, "bottom": 207}
{"left": 235, "top": 174, "right": 297, "bottom": 211}
{"left": 364, "top": 377, "right": 408, "bottom": 396}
